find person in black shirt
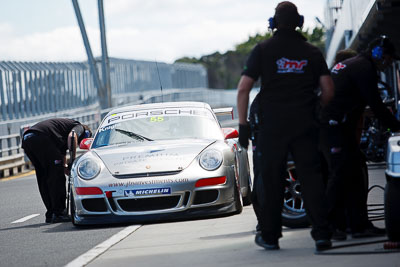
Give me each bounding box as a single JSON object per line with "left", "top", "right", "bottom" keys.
{"left": 22, "top": 118, "right": 92, "bottom": 223}
{"left": 320, "top": 36, "right": 400, "bottom": 237}
{"left": 320, "top": 48, "right": 357, "bottom": 241}
{"left": 237, "top": 1, "right": 334, "bottom": 251}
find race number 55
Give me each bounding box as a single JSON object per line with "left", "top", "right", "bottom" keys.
{"left": 150, "top": 116, "right": 164, "bottom": 122}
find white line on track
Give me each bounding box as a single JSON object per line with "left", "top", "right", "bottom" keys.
{"left": 11, "top": 214, "right": 40, "bottom": 224}
{"left": 65, "top": 225, "right": 141, "bottom": 267}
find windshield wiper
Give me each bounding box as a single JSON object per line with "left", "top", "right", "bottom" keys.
{"left": 115, "top": 128, "right": 153, "bottom": 141}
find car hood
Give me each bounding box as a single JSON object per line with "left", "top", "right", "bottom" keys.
{"left": 93, "top": 139, "right": 216, "bottom": 175}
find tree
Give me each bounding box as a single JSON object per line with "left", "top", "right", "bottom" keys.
{"left": 176, "top": 27, "right": 325, "bottom": 89}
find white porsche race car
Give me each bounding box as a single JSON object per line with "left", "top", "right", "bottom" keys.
{"left": 69, "top": 101, "right": 252, "bottom": 225}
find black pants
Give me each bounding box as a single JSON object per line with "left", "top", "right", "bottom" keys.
{"left": 251, "top": 137, "right": 288, "bottom": 223}
{"left": 22, "top": 132, "right": 66, "bottom": 218}
{"left": 251, "top": 136, "right": 262, "bottom": 220}
{"left": 256, "top": 122, "right": 330, "bottom": 243}
{"left": 319, "top": 123, "right": 369, "bottom": 233}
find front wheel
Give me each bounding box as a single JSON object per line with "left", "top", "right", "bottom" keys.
{"left": 70, "top": 192, "right": 78, "bottom": 226}
{"left": 233, "top": 183, "right": 243, "bottom": 214}
{"left": 242, "top": 183, "right": 252, "bottom": 206}
{"left": 282, "top": 165, "right": 310, "bottom": 228}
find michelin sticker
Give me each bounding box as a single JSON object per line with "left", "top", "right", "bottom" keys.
{"left": 124, "top": 187, "right": 171, "bottom": 197}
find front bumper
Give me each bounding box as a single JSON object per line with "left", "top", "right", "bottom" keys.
{"left": 72, "top": 202, "right": 237, "bottom": 225}
{"left": 71, "top": 165, "right": 240, "bottom": 225}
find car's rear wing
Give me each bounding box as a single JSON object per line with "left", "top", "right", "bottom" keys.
{"left": 213, "top": 107, "right": 234, "bottom": 120}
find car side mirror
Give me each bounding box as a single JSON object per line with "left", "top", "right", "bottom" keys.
{"left": 222, "top": 128, "right": 239, "bottom": 139}
{"left": 80, "top": 138, "right": 93, "bottom": 150}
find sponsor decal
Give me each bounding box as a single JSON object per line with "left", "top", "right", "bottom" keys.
{"left": 113, "top": 152, "right": 184, "bottom": 166}
{"left": 108, "top": 178, "right": 189, "bottom": 188}
{"left": 331, "top": 63, "right": 346, "bottom": 74}
{"left": 330, "top": 147, "right": 342, "bottom": 154}
{"left": 328, "top": 119, "right": 339, "bottom": 126}
{"left": 276, "top": 57, "right": 308, "bottom": 73}
{"left": 98, "top": 123, "right": 119, "bottom": 133}
{"left": 23, "top": 132, "right": 35, "bottom": 141}
{"left": 124, "top": 187, "right": 171, "bottom": 197}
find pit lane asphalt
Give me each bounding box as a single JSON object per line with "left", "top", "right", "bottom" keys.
{"left": 0, "top": 174, "right": 128, "bottom": 267}
{"left": 1, "top": 160, "right": 399, "bottom": 266}
{"left": 83, "top": 166, "right": 399, "bottom": 267}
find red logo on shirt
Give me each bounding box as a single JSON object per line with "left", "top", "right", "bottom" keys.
{"left": 332, "top": 63, "right": 346, "bottom": 74}
{"left": 276, "top": 58, "right": 308, "bottom": 73}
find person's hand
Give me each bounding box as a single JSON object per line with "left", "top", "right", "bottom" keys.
{"left": 238, "top": 123, "right": 251, "bottom": 149}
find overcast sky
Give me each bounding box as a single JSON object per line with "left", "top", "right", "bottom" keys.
{"left": 0, "top": 0, "right": 326, "bottom": 64}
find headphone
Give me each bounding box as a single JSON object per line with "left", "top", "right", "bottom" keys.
{"left": 371, "top": 35, "right": 387, "bottom": 60}
{"left": 268, "top": 14, "right": 304, "bottom": 30}
{"left": 82, "top": 129, "right": 92, "bottom": 139}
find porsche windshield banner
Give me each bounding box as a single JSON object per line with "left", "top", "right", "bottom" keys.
{"left": 102, "top": 108, "right": 213, "bottom": 127}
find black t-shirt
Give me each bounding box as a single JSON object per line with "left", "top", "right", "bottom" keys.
{"left": 242, "top": 29, "right": 330, "bottom": 123}
{"left": 27, "top": 118, "right": 84, "bottom": 154}
{"left": 322, "top": 54, "right": 400, "bottom": 131}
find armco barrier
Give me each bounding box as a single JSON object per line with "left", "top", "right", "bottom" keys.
{"left": 0, "top": 133, "right": 30, "bottom": 178}
{"left": 0, "top": 103, "right": 101, "bottom": 178}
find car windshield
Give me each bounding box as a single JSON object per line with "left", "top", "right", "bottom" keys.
{"left": 92, "top": 107, "right": 223, "bottom": 148}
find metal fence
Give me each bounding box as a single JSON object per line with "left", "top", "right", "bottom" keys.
{"left": 0, "top": 61, "right": 97, "bottom": 121}
{"left": 0, "top": 59, "right": 208, "bottom": 123}
{"left": 0, "top": 133, "right": 26, "bottom": 177}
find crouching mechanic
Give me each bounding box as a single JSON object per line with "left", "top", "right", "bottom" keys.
{"left": 320, "top": 36, "right": 400, "bottom": 238}
{"left": 236, "top": 1, "right": 334, "bottom": 251}
{"left": 22, "top": 118, "right": 92, "bottom": 223}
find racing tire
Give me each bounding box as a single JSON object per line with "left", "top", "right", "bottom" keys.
{"left": 282, "top": 208, "right": 310, "bottom": 228}
{"left": 385, "top": 178, "right": 400, "bottom": 241}
{"left": 232, "top": 158, "right": 243, "bottom": 214}
{"left": 70, "top": 193, "right": 78, "bottom": 226}
{"left": 281, "top": 165, "right": 310, "bottom": 228}
{"left": 233, "top": 183, "right": 243, "bottom": 214}
{"left": 242, "top": 183, "right": 252, "bottom": 206}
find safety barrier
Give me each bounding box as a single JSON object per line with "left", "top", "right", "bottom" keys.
{"left": 0, "top": 103, "right": 101, "bottom": 178}
{"left": 0, "top": 59, "right": 207, "bottom": 123}
{"left": 0, "top": 61, "right": 98, "bottom": 122}
{"left": 0, "top": 133, "right": 29, "bottom": 178}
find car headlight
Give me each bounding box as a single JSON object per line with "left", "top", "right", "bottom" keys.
{"left": 77, "top": 158, "right": 101, "bottom": 180}
{"left": 199, "top": 149, "right": 223, "bottom": 171}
